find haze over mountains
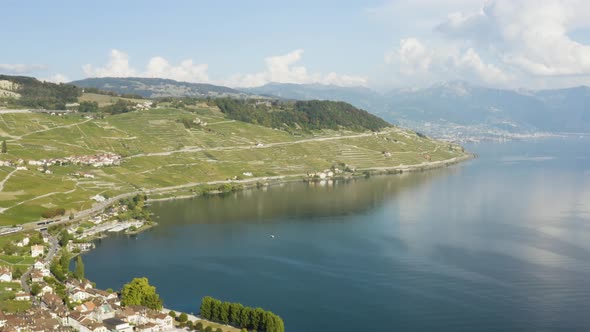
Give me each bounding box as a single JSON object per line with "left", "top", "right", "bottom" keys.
{"left": 70, "top": 77, "right": 590, "bottom": 140}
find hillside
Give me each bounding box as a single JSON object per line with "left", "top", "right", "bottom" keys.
{"left": 214, "top": 98, "right": 390, "bottom": 132}
{"left": 245, "top": 82, "right": 590, "bottom": 140}
{"left": 0, "top": 75, "right": 81, "bottom": 110}
{"left": 0, "top": 104, "right": 467, "bottom": 226}
{"left": 70, "top": 77, "right": 252, "bottom": 99}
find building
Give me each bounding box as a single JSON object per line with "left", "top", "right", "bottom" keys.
{"left": 14, "top": 292, "right": 30, "bottom": 301}
{"left": 31, "top": 244, "right": 45, "bottom": 257}
{"left": 0, "top": 266, "right": 12, "bottom": 282}
{"left": 103, "top": 317, "right": 133, "bottom": 332}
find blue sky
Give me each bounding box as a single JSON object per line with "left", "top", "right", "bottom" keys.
{"left": 2, "top": 0, "right": 590, "bottom": 89}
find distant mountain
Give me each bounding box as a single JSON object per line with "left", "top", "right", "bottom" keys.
{"left": 70, "top": 77, "right": 252, "bottom": 99}
{"left": 246, "top": 81, "right": 590, "bottom": 140}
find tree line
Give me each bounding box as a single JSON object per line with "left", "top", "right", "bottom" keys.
{"left": 0, "top": 74, "right": 81, "bottom": 110}
{"left": 199, "top": 296, "right": 284, "bottom": 332}
{"left": 215, "top": 98, "right": 390, "bottom": 132}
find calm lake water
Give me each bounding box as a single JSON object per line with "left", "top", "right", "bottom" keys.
{"left": 84, "top": 136, "right": 590, "bottom": 332}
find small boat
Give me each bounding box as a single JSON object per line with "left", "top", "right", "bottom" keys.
{"left": 270, "top": 235, "right": 275, "bottom": 238}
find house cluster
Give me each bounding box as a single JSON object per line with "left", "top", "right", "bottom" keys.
{"left": 307, "top": 168, "right": 344, "bottom": 180}
{"left": 30, "top": 259, "right": 52, "bottom": 283}
{"left": 0, "top": 307, "right": 71, "bottom": 332}
{"left": 134, "top": 101, "right": 153, "bottom": 111}
{"left": 65, "top": 278, "right": 174, "bottom": 332}
{"left": 192, "top": 118, "right": 208, "bottom": 126}
{"left": 31, "top": 153, "right": 121, "bottom": 169}
{"left": 0, "top": 278, "right": 174, "bottom": 332}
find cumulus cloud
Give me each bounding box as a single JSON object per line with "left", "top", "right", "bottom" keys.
{"left": 0, "top": 64, "right": 47, "bottom": 74}
{"left": 84, "top": 49, "right": 367, "bottom": 88}
{"left": 437, "top": 0, "right": 590, "bottom": 76}
{"left": 41, "top": 73, "right": 70, "bottom": 83}
{"left": 83, "top": 49, "right": 137, "bottom": 77}
{"left": 226, "top": 49, "right": 367, "bottom": 87}
{"left": 382, "top": 0, "right": 590, "bottom": 88}
{"left": 385, "top": 38, "right": 509, "bottom": 85}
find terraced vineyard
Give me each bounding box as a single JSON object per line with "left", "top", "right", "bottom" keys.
{"left": 0, "top": 105, "right": 468, "bottom": 225}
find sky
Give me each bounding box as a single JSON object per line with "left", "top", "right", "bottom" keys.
{"left": 2, "top": 0, "right": 590, "bottom": 90}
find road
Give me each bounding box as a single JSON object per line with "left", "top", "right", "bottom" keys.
{"left": 20, "top": 233, "right": 59, "bottom": 294}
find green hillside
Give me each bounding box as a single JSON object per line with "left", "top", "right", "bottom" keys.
{"left": 0, "top": 103, "right": 467, "bottom": 225}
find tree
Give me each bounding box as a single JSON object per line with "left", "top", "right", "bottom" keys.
{"left": 169, "top": 311, "right": 176, "bottom": 319}
{"left": 78, "top": 101, "right": 99, "bottom": 112}
{"left": 59, "top": 249, "right": 70, "bottom": 276}
{"left": 186, "top": 320, "right": 194, "bottom": 329}
{"left": 220, "top": 302, "right": 230, "bottom": 324}
{"left": 204, "top": 327, "right": 213, "bottom": 332}
{"left": 211, "top": 298, "right": 222, "bottom": 322}
{"left": 239, "top": 307, "right": 251, "bottom": 329}
{"left": 215, "top": 328, "right": 222, "bottom": 332}
{"left": 74, "top": 255, "right": 85, "bottom": 280}
{"left": 121, "top": 277, "right": 163, "bottom": 310}
{"left": 58, "top": 230, "right": 72, "bottom": 246}
{"left": 1, "top": 140, "right": 6, "bottom": 153}
{"left": 178, "top": 312, "right": 188, "bottom": 323}
{"left": 200, "top": 296, "right": 213, "bottom": 320}
{"left": 195, "top": 322, "right": 204, "bottom": 330}
{"left": 31, "top": 283, "right": 41, "bottom": 296}
{"left": 230, "top": 302, "right": 243, "bottom": 326}
{"left": 13, "top": 266, "right": 23, "bottom": 279}
{"left": 251, "top": 308, "right": 263, "bottom": 331}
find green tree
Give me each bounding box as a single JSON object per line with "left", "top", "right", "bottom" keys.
{"left": 215, "top": 328, "right": 222, "bottom": 332}
{"left": 204, "top": 327, "right": 213, "bottom": 332}
{"left": 200, "top": 296, "right": 213, "bottom": 320}
{"left": 74, "top": 255, "right": 84, "bottom": 280}
{"left": 186, "top": 320, "right": 194, "bottom": 329}
{"left": 120, "top": 277, "right": 163, "bottom": 310}
{"left": 50, "top": 257, "right": 66, "bottom": 281}
{"left": 211, "top": 298, "right": 222, "bottom": 322}
{"left": 169, "top": 311, "right": 176, "bottom": 319}
{"left": 251, "top": 307, "right": 263, "bottom": 331}
{"left": 78, "top": 101, "right": 99, "bottom": 112}
{"left": 239, "top": 307, "right": 251, "bottom": 329}
{"left": 31, "top": 283, "right": 41, "bottom": 296}
{"left": 13, "top": 266, "right": 23, "bottom": 279}
{"left": 178, "top": 312, "right": 188, "bottom": 323}
{"left": 220, "top": 301, "right": 231, "bottom": 324}
{"left": 59, "top": 249, "right": 70, "bottom": 276}
{"left": 230, "top": 302, "right": 243, "bottom": 326}
{"left": 195, "top": 322, "right": 204, "bottom": 330}
{"left": 58, "top": 230, "right": 72, "bottom": 246}
{"left": 1, "top": 140, "right": 6, "bottom": 153}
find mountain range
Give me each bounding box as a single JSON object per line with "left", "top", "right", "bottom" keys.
{"left": 69, "top": 77, "right": 590, "bottom": 140}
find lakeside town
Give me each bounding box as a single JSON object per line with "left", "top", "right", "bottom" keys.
{"left": 0, "top": 194, "right": 243, "bottom": 332}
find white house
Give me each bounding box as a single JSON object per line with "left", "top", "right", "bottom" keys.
{"left": 0, "top": 266, "right": 12, "bottom": 282}
{"left": 31, "top": 244, "right": 45, "bottom": 257}
{"left": 16, "top": 237, "right": 30, "bottom": 247}
{"left": 40, "top": 284, "right": 54, "bottom": 295}
{"left": 34, "top": 260, "right": 45, "bottom": 270}
{"left": 71, "top": 289, "right": 91, "bottom": 302}
{"left": 91, "top": 194, "right": 105, "bottom": 202}
{"left": 15, "top": 293, "right": 30, "bottom": 301}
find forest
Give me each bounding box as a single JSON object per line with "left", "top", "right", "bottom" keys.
{"left": 215, "top": 98, "right": 391, "bottom": 132}
{"left": 0, "top": 75, "right": 81, "bottom": 110}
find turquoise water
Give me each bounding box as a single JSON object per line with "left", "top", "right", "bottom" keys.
{"left": 84, "top": 136, "right": 590, "bottom": 331}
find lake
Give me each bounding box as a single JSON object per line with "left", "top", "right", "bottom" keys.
{"left": 84, "top": 136, "right": 590, "bottom": 331}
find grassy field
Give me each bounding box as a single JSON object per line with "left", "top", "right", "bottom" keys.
{"left": 0, "top": 106, "right": 467, "bottom": 225}
{"left": 0, "top": 281, "right": 31, "bottom": 313}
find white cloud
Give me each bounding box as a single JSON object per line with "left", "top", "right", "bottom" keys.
{"left": 0, "top": 64, "right": 47, "bottom": 74}
{"left": 437, "top": 0, "right": 590, "bottom": 77}
{"left": 84, "top": 49, "right": 367, "bottom": 88}
{"left": 83, "top": 49, "right": 136, "bottom": 77}
{"left": 41, "top": 73, "right": 70, "bottom": 83}
{"left": 384, "top": 38, "right": 509, "bottom": 85}
{"left": 224, "top": 49, "right": 367, "bottom": 87}
{"left": 382, "top": 0, "right": 590, "bottom": 88}
{"left": 145, "top": 57, "right": 209, "bottom": 82}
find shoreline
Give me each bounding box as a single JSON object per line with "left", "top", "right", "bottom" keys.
{"left": 3, "top": 152, "right": 475, "bottom": 233}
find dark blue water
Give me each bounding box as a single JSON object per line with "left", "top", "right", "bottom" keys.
{"left": 84, "top": 136, "right": 590, "bottom": 331}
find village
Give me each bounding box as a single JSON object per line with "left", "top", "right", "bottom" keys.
{"left": 0, "top": 153, "right": 122, "bottom": 171}
{"left": 0, "top": 195, "right": 219, "bottom": 332}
